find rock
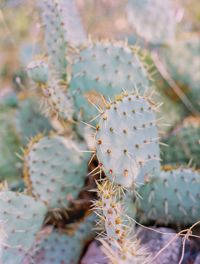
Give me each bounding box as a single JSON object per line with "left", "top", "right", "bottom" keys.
{"left": 137, "top": 227, "right": 182, "bottom": 264}
{"left": 81, "top": 240, "right": 108, "bottom": 264}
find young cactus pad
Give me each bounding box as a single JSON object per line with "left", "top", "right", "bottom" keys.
{"left": 27, "top": 60, "right": 48, "bottom": 84}
{"left": 23, "top": 135, "right": 89, "bottom": 209}
{"left": 0, "top": 190, "right": 47, "bottom": 264}
{"left": 135, "top": 169, "right": 200, "bottom": 225}
{"left": 126, "top": 0, "right": 179, "bottom": 44}
{"left": 94, "top": 180, "right": 127, "bottom": 242}
{"left": 69, "top": 41, "right": 150, "bottom": 123}
{"left": 95, "top": 92, "right": 160, "bottom": 188}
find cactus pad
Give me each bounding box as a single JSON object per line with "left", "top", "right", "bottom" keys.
{"left": 135, "top": 169, "right": 200, "bottom": 225}
{"left": 23, "top": 214, "right": 96, "bottom": 264}
{"left": 0, "top": 107, "right": 21, "bottom": 182}
{"left": 24, "top": 135, "right": 89, "bottom": 208}
{"left": 0, "top": 190, "right": 47, "bottom": 264}
{"left": 15, "top": 98, "right": 52, "bottom": 144}
{"left": 41, "top": 79, "right": 74, "bottom": 121}
{"left": 69, "top": 41, "right": 150, "bottom": 122}
{"left": 95, "top": 92, "right": 160, "bottom": 188}
{"left": 161, "top": 117, "right": 200, "bottom": 167}
{"left": 39, "top": 0, "right": 86, "bottom": 79}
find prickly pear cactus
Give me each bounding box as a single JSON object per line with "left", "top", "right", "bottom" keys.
{"left": 94, "top": 180, "right": 127, "bottom": 242}
{"left": 94, "top": 180, "right": 149, "bottom": 264}
{"left": 23, "top": 134, "right": 89, "bottom": 209}
{"left": 126, "top": 0, "right": 180, "bottom": 44}
{"left": 39, "top": 0, "right": 86, "bottom": 79}
{"left": 0, "top": 106, "right": 21, "bottom": 182}
{"left": 0, "top": 190, "right": 47, "bottom": 264}
{"left": 159, "top": 37, "right": 200, "bottom": 109}
{"left": 23, "top": 214, "right": 96, "bottom": 264}
{"left": 95, "top": 92, "right": 160, "bottom": 187}
{"left": 15, "top": 98, "right": 52, "bottom": 144}
{"left": 132, "top": 168, "right": 200, "bottom": 225}
{"left": 27, "top": 60, "right": 48, "bottom": 84}
{"left": 69, "top": 41, "right": 150, "bottom": 122}
{"left": 40, "top": 78, "right": 75, "bottom": 121}
{"left": 161, "top": 117, "right": 200, "bottom": 167}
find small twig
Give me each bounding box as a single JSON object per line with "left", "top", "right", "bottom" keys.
{"left": 133, "top": 218, "right": 200, "bottom": 263}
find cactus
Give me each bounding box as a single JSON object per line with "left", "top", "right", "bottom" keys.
{"left": 0, "top": 106, "right": 21, "bottom": 182}
{"left": 0, "top": 190, "right": 47, "bottom": 264}
{"left": 159, "top": 36, "right": 200, "bottom": 110}
{"left": 15, "top": 98, "right": 52, "bottom": 144}
{"left": 127, "top": 168, "right": 200, "bottom": 225}
{"left": 94, "top": 180, "right": 149, "bottom": 264}
{"left": 0, "top": 97, "right": 53, "bottom": 182}
{"left": 27, "top": 60, "right": 49, "bottom": 85}
{"left": 39, "top": 0, "right": 86, "bottom": 80}
{"left": 23, "top": 134, "right": 89, "bottom": 209}
{"left": 126, "top": 0, "right": 180, "bottom": 44}
{"left": 23, "top": 213, "right": 96, "bottom": 264}
{"left": 40, "top": 77, "right": 75, "bottom": 121}
{"left": 95, "top": 92, "right": 160, "bottom": 188}
{"left": 69, "top": 41, "right": 150, "bottom": 123}
{"left": 161, "top": 117, "right": 200, "bottom": 167}
{"left": 3, "top": 1, "right": 200, "bottom": 263}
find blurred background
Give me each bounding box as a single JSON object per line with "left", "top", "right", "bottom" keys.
{"left": 0, "top": 0, "right": 199, "bottom": 94}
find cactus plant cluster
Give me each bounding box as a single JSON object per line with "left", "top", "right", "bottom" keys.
{"left": 1, "top": 0, "right": 200, "bottom": 263}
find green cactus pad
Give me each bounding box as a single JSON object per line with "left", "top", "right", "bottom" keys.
{"left": 41, "top": 79, "right": 75, "bottom": 121}
{"left": 159, "top": 37, "right": 200, "bottom": 109}
{"left": 27, "top": 60, "right": 48, "bottom": 84}
{"left": 15, "top": 98, "right": 52, "bottom": 144}
{"left": 0, "top": 106, "right": 21, "bottom": 182}
{"left": 23, "top": 214, "right": 96, "bottom": 264}
{"left": 135, "top": 169, "right": 200, "bottom": 225}
{"left": 69, "top": 41, "right": 150, "bottom": 123}
{"left": 24, "top": 135, "right": 89, "bottom": 209}
{"left": 39, "top": 0, "right": 86, "bottom": 79}
{"left": 126, "top": 0, "right": 179, "bottom": 44}
{"left": 161, "top": 117, "right": 200, "bottom": 167}
{"left": 95, "top": 92, "right": 160, "bottom": 188}
{"left": 0, "top": 190, "right": 47, "bottom": 264}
